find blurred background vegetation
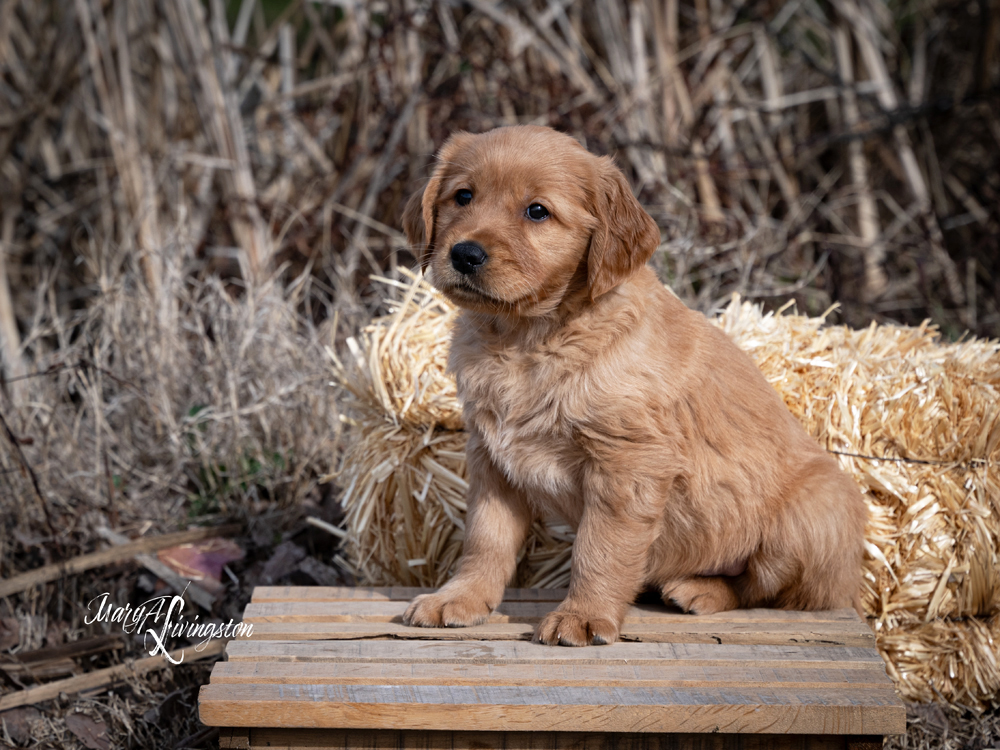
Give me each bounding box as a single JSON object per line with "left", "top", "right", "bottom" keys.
{"left": 0, "top": 0, "right": 998, "bottom": 747}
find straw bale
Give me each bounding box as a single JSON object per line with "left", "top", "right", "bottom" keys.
{"left": 715, "top": 298, "right": 1000, "bottom": 627}
{"left": 329, "top": 272, "right": 463, "bottom": 432}
{"left": 876, "top": 614, "right": 1000, "bottom": 709}
{"left": 331, "top": 272, "right": 999, "bottom": 707}
{"left": 327, "top": 415, "right": 468, "bottom": 587}
{"left": 329, "top": 269, "right": 574, "bottom": 586}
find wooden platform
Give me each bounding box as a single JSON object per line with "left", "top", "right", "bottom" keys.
{"left": 198, "top": 586, "right": 905, "bottom": 749}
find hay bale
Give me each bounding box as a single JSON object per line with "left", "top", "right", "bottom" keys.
{"left": 329, "top": 273, "right": 462, "bottom": 432}
{"left": 330, "top": 271, "right": 1000, "bottom": 708}
{"left": 716, "top": 299, "right": 1000, "bottom": 626}
{"left": 328, "top": 271, "right": 573, "bottom": 587}
{"left": 327, "top": 272, "right": 463, "bottom": 586}
{"left": 877, "top": 614, "right": 1000, "bottom": 710}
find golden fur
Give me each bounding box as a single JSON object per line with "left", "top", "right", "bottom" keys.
{"left": 400, "top": 125, "right": 867, "bottom": 646}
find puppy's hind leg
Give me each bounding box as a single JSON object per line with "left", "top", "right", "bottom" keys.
{"left": 661, "top": 576, "right": 740, "bottom": 615}
{"left": 739, "top": 457, "right": 866, "bottom": 611}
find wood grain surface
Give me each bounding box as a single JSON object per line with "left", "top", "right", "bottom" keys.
{"left": 238, "top": 600, "right": 874, "bottom": 647}
{"left": 198, "top": 586, "right": 905, "bottom": 737}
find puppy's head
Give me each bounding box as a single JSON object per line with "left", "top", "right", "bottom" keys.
{"left": 403, "top": 126, "right": 659, "bottom": 316}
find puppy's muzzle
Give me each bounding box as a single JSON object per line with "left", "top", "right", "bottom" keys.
{"left": 451, "top": 241, "right": 488, "bottom": 275}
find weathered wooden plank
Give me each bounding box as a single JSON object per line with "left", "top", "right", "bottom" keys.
{"left": 202, "top": 587, "right": 905, "bottom": 741}
{"left": 209, "top": 661, "right": 895, "bottom": 690}
{"left": 237, "top": 620, "right": 874, "bottom": 647}
{"left": 223, "top": 639, "right": 888, "bottom": 669}
{"left": 251, "top": 587, "right": 568, "bottom": 603}
{"left": 198, "top": 683, "right": 905, "bottom": 735}
{"left": 249, "top": 590, "right": 861, "bottom": 624}
{"left": 235, "top": 727, "right": 872, "bottom": 749}
{"left": 239, "top": 621, "right": 528, "bottom": 641}
{"left": 242, "top": 601, "right": 864, "bottom": 626}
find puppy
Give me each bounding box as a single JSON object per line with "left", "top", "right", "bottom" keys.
{"left": 400, "top": 125, "right": 866, "bottom": 646}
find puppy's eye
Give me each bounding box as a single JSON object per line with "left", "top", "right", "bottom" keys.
{"left": 455, "top": 189, "right": 473, "bottom": 206}
{"left": 526, "top": 203, "right": 549, "bottom": 221}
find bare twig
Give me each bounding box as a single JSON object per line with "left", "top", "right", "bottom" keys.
{"left": 95, "top": 527, "right": 218, "bottom": 610}
{"left": 0, "top": 640, "right": 227, "bottom": 712}
{"left": 0, "top": 406, "right": 59, "bottom": 546}
{"left": 0, "top": 525, "right": 240, "bottom": 599}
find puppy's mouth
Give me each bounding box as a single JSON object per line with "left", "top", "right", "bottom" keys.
{"left": 445, "top": 277, "right": 515, "bottom": 308}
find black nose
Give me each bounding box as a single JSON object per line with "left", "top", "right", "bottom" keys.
{"left": 450, "top": 241, "right": 488, "bottom": 275}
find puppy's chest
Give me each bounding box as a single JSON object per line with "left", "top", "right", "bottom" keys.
{"left": 457, "top": 354, "right": 582, "bottom": 496}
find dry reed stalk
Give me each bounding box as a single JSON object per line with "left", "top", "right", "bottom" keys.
{"left": 3, "top": 0, "right": 996, "bottom": 344}
{"left": 835, "top": 0, "right": 965, "bottom": 311}
{"left": 691, "top": 139, "right": 725, "bottom": 225}
{"left": 333, "top": 272, "right": 999, "bottom": 708}
{"left": 833, "top": 23, "right": 886, "bottom": 302}
{"left": 0, "top": 208, "right": 24, "bottom": 395}
{"left": 72, "top": 0, "right": 164, "bottom": 303}
{"left": 167, "top": 0, "right": 272, "bottom": 284}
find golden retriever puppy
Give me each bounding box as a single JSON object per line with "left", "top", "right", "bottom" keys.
{"left": 400, "top": 125, "right": 867, "bottom": 646}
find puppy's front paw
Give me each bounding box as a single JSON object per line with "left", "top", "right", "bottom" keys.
{"left": 533, "top": 610, "right": 618, "bottom": 646}
{"left": 402, "top": 591, "right": 492, "bottom": 628}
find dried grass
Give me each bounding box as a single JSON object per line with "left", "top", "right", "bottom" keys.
{"left": 333, "top": 271, "right": 999, "bottom": 710}
{"left": 887, "top": 702, "right": 1000, "bottom": 750}
{"left": 0, "top": 272, "right": 340, "bottom": 538}
{"left": 0, "top": 241, "right": 339, "bottom": 746}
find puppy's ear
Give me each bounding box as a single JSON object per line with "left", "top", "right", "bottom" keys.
{"left": 402, "top": 186, "right": 429, "bottom": 265}
{"left": 403, "top": 132, "right": 476, "bottom": 268}
{"left": 588, "top": 157, "right": 661, "bottom": 300}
